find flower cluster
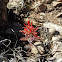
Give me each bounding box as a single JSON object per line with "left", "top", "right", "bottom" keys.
{"left": 19, "top": 21, "right": 40, "bottom": 45}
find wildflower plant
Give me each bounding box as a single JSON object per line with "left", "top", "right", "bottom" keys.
{"left": 19, "top": 21, "right": 40, "bottom": 46}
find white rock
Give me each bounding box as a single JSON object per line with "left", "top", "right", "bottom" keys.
{"left": 52, "top": 35, "right": 62, "bottom": 54}
{"left": 57, "top": 58, "right": 62, "bottom": 62}
{"left": 31, "top": 45, "right": 38, "bottom": 55}
{"left": 34, "top": 42, "right": 42, "bottom": 45}
{"left": 39, "top": 13, "right": 45, "bottom": 16}
{"left": 53, "top": 52, "right": 62, "bottom": 59}
{"left": 7, "top": 0, "right": 23, "bottom": 9}
{"left": 7, "top": 2, "right": 18, "bottom": 9}
{"left": 56, "top": 12, "right": 62, "bottom": 17}
{"left": 43, "top": 22, "right": 62, "bottom": 35}
{"left": 34, "top": 42, "right": 44, "bottom": 55}
{"left": 52, "top": 35, "right": 62, "bottom": 42}
{"left": 49, "top": 27, "right": 56, "bottom": 34}
{"left": 52, "top": 1, "right": 62, "bottom": 7}
{"left": 40, "top": 16, "right": 44, "bottom": 20}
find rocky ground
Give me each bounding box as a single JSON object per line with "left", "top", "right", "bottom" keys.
{"left": 0, "top": 0, "right": 62, "bottom": 62}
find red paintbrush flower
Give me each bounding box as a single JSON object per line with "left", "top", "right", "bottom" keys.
{"left": 19, "top": 21, "right": 40, "bottom": 45}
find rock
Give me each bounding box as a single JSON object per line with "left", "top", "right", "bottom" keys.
{"left": 39, "top": 16, "right": 44, "bottom": 20}
{"left": 58, "top": 19, "right": 62, "bottom": 25}
{"left": 31, "top": 45, "right": 38, "bottom": 55}
{"left": 43, "top": 22, "right": 62, "bottom": 35}
{"left": 7, "top": 0, "right": 24, "bottom": 14}
{"left": 47, "top": 4, "right": 54, "bottom": 11}
{"left": 39, "top": 12, "right": 45, "bottom": 16}
{"left": 57, "top": 0, "right": 62, "bottom": 2}
{"left": 56, "top": 12, "right": 62, "bottom": 17}
{"left": 38, "top": 4, "right": 47, "bottom": 12}
{"left": 50, "top": 35, "right": 62, "bottom": 62}
{"left": 49, "top": 27, "right": 56, "bottom": 35}
{"left": 30, "top": 42, "right": 44, "bottom": 55}
{"left": 7, "top": 2, "right": 18, "bottom": 9}
{"left": 52, "top": 35, "right": 62, "bottom": 54}
{"left": 39, "top": 13, "right": 45, "bottom": 19}
{"left": 52, "top": 35, "right": 62, "bottom": 42}
{"left": 56, "top": 58, "right": 62, "bottom": 62}
{"left": 31, "top": 1, "right": 47, "bottom": 12}
{"left": 34, "top": 42, "right": 45, "bottom": 55}
{"left": 52, "top": 1, "right": 62, "bottom": 7}
{"left": 41, "top": 0, "right": 54, "bottom": 4}
{"left": 53, "top": 52, "right": 62, "bottom": 62}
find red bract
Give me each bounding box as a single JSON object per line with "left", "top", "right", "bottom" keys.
{"left": 19, "top": 21, "right": 40, "bottom": 45}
